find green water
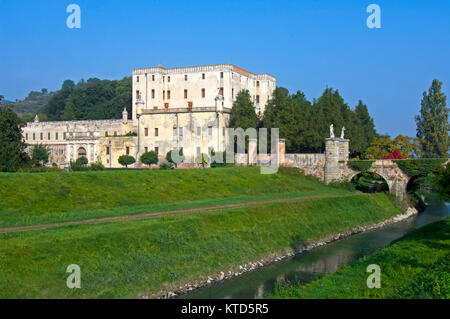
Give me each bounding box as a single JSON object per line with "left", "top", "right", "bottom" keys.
{"left": 180, "top": 201, "right": 449, "bottom": 299}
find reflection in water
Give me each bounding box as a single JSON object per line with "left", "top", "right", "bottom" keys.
{"left": 180, "top": 203, "right": 449, "bottom": 299}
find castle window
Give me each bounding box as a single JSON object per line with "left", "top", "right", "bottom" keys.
{"left": 55, "top": 132, "right": 58, "bottom": 140}
{"left": 136, "top": 90, "right": 140, "bottom": 99}
{"left": 256, "top": 95, "right": 260, "bottom": 104}
{"left": 63, "top": 132, "right": 66, "bottom": 139}
{"left": 114, "top": 131, "right": 117, "bottom": 136}
{"left": 196, "top": 147, "right": 201, "bottom": 156}
{"left": 126, "top": 147, "right": 130, "bottom": 155}
{"left": 173, "top": 127, "right": 177, "bottom": 136}
{"left": 197, "top": 127, "right": 201, "bottom": 136}
{"left": 184, "top": 89, "right": 188, "bottom": 99}
{"left": 168, "top": 76, "right": 170, "bottom": 82}
{"left": 145, "top": 128, "right": 148, "bottom": 136}
{"left": 155, "top": 128, "right": 159, "bottom": 137}
{"left": 256, "top": 81, "right": 260, "bottom": 87}
{"left": 33, "top": 133, "right": 35, "bottom": 140}
{"left": 202, "top": 73, "right": 205, "bottom": 80}
{"left": 152, "top": 89, "right": 155, "bottom": 99}
{"left": 167, "top": 90, "right": 171, "bottom": 99}
{"left": 105, "top": 132, "right": 108, "bottom": 137}
{"left": 40, "top": 133, "right": 43, "bottom": 140}
{"left": 152, "top": 75, "right": 155, "bottom": 81}
{"left": 163, "top": 90, "right": 165, "bottom": 100}
{"left": 48, "top": 132, "right": 51, "bottom": 140}
{"left": 106, "top": 146, "right": 110, "bottom": 155}
{"left": 208, "top": 126, "right": 212, "bottom": 135}
{"left": 219, "top": 87, "right": 224, "bottom": 96}
{"left": 155, "top": 147, "right": 159, "bottom": 155}
{"left": 201, "top": 88, "right": 205, "bottom": 98}
{"left": 144, "top": 147, "right": 148, "bottom": 153}
{"left": 25, "top": 133, "right": 28, "bottom": 140}
{"left": 137, "top": 76, "right": 139, "bottom": 83}
{"left": 232, "top": 88, "right": 234, "bottom": 99}
{"left": 179, "top": 127, "right": 183, "bottom": 137}
{"left": 220, "top": 72, "right": 224, "bottom": 79}
{"left": 184, "top": 74, "right": 188, "bottom": 81}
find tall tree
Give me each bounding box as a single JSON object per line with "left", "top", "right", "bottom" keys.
{"left": 229, "top": 90, "right": 258, "bottom": 129}
{"left": 415, "top": 79, "right": 449, "bottom": 158}
{"left": 0, "top": 106, "right": 27, "bottom": 171}
{"left": 355, "top": 100, "right": 377, "bottom": 148}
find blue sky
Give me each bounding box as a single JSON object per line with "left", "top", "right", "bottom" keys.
{"left": 1, "top": 0, "right": 449, "bottom": 137}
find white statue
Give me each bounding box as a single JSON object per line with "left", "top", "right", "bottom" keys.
{"left": 330, "top": 124, "right": 335, "bottom": 138}
{"left": 340, "top": 126, "right": 345, "bottom": 139}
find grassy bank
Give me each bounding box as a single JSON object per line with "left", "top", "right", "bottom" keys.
{"left": 0, "top": 193, "right": 401, "bottom": 298}
{"left": 271, "top": 217, "right": 450, "bottom": 299}
{"left": 0, "top": 167, "right": 352, "bottom": 227}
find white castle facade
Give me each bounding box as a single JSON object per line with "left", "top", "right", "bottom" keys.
{"left": 22, "top": 64, "right": 276, "bottom": 168}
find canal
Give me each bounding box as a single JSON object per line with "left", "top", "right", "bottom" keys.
{"left": 180, "top": 201, "right": 449, "bottom": 299}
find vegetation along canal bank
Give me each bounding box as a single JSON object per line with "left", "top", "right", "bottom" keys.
{"left": 0, "top": 166, "right": 411, "bottom": 298}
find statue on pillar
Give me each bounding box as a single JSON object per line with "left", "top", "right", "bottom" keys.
{"left": 330, "top": 124, "right": 335, "bottom": 138}
{"left": 340, "top": 126, "right": 345, "bottom": 139}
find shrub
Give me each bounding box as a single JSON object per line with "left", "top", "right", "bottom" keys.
{"left": 159, "top": 162, "right": 174, "bottom": 170}
{"left": 89, "top": 162, "right": 105, "bottom": 171}
{"left": 76, "top": 156, "right": 88, "bottom": 166}
{"left": 166, "top": 149, "right": 184, "bottom": 165}
{"left": 195, "top": 153, "right": 209, "bottom": 168}
{"left": 140, "top": 151, "right": 158, "bottom": 167}
{"left": 347, "top": 160, "right": 374, "bottom": 172}
{"left": 434, "top": 162, "right": 450, "bottom": 201}
{"left": 118, "top": 155, "right": 136, "bottom": 168}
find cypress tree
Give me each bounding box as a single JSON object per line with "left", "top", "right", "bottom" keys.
{"left": 415, "top": 79, "right": 449, "bottom": 158}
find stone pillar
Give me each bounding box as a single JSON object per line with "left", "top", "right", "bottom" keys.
{"left": 94, "top": 143, "right": 97, "bottom": 162}
{"left": 248, "top": 138, "right": 257, "bottom": 165}
{"left": 66, "top": 144, "right": 70, "bottom": 163}
{"left": 87, "top": 144, "right": 91, "bottom": 163}
{"left": 278, "top": 138, "right": 286, "bottom": 165}
{"left": 325, "top": 138, "right": 341, "bottom": 184}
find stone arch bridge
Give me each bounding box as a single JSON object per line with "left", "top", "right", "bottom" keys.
{"left": 277, "top": 138, "right": 448, "bottom": 200}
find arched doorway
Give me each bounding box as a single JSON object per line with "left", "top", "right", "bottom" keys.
{"left": 350, "top": 172, "right": 389, "bottom": 193}
{"left": 77, "top": 147, "right": 87, "bottom": 158}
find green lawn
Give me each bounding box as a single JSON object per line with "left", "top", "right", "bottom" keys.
{"left": 0, "top": 167, "right": 351, "bottom": 227}
{"left": 0, "top": 193, "right": 401, "bottom": 298}
{"left": 271, "top": 217, "right": 450, "bottom": 299}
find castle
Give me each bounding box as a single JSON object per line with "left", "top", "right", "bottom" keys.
{"left": 22, "top": 64, "right": 276, "bottom": 168}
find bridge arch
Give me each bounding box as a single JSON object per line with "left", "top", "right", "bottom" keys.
{"left": 343, "top": 160, "right": 409, "bottom": 200}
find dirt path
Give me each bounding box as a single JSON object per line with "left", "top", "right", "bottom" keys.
{"left": 0, "top": 193, "right": 366, "bottom": 234}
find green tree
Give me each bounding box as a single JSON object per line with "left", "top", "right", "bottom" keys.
{"left": 0, "top": 106, "right": 27, "bottom": 171}
{"left": 262, "top": 88, "right": 315, "bottom": 153}
{"left": 140, "top": 151, "right": 158, "bottom": 167}
{"left": 75, "top": 156, "right": 88, "bottom": 166}
{"left": 415, "top": 79, "right": 448, "bottom": 158}
{"left": 355, "top": 100, "right": 377, "bottom": 151}
{"left": 195, "top": 153, "right": 209, "bottom": 168}
{"left": 62, "top": 80, "right": 75, "bottom": 89}
{"left": 31, "top": 144, "right": 49, "bottom": 166}
{"left": 229, "top": 90, "right": 258, "bottom": 129}
{"left": 118, "top": 155, "right": 135, "bottom": 168}
{"left": 434, "top": 162, "right": 450, "bottom": 201}
{"left": 166, "top": 149, "right": 184, "bottom": 165}
{"left": 363, "top": 135, "right": 395, "bottom": 159}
